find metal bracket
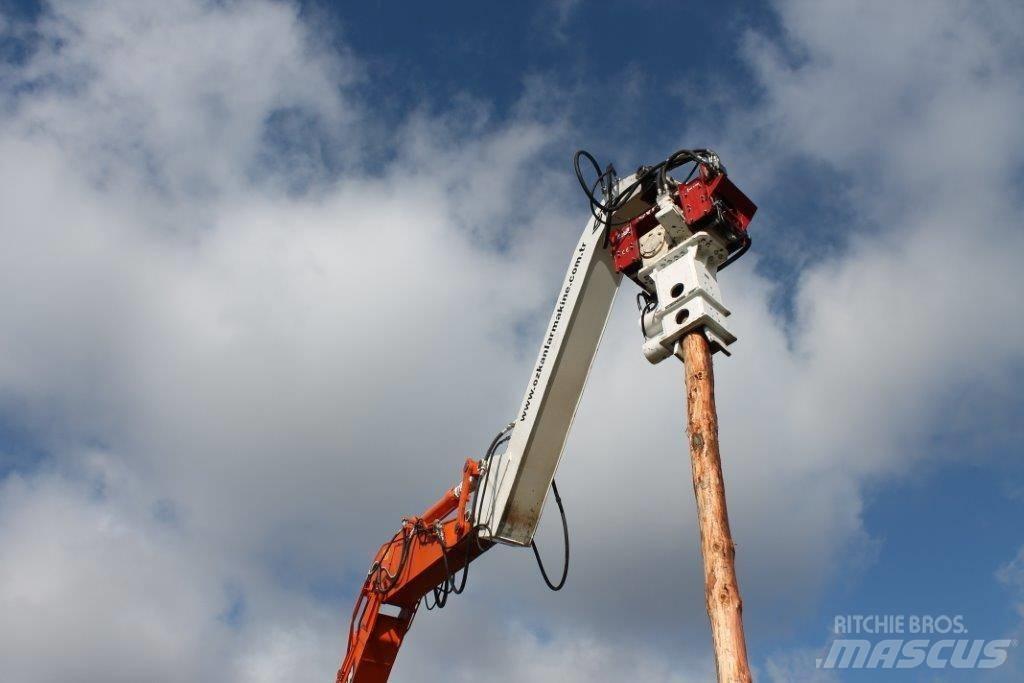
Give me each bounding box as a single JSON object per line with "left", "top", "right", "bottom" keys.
{"left": 636, "top": 230, "right": 735, "bottom": 363}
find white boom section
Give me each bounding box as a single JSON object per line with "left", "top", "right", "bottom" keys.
{"left": 477, "top": 179, "right": 648, "bottom": 547}
{"left": 478, "top": 216, "right": 618, "bottom": 545}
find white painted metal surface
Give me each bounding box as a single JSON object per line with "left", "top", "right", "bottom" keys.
{"left": 637, "top": 230, "right": 735, "bottom": 362}
{"left": 477, "top": 212, "right": 621, "bottom": 546}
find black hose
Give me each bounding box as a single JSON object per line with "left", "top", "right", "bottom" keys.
{"left": 531, "top": 479, "right": 569, "bottom": 591}
{"left": 636, "top": 290, "right": 657, "bottom": 338}
{"left": 718, "top": 233, "right": 751, "bottom": 272}
{"left": 471, "top": 424, "right": 513, "bottom": 536}
{"left": 574, "top": 148, "right": 727, "bottom": 232}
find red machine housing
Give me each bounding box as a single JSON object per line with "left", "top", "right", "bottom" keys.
{"left": 607, "top": 166, "right": 757, "bottom": 275}
{"left": 679, "top": 166, "right": 756, "bottom": 239}
{"left": 607, "top": 207, "right": 658, "bottom": 275}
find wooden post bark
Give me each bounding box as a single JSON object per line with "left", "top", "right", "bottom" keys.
{"left": 679, "top": 331, "right": 752, "bottom": 683}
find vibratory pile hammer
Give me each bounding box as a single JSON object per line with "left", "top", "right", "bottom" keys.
{"left": 337, "top": 149, "right": 756, "bottom": 683}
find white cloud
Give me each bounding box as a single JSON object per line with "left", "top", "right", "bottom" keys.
{"left": 995, "top": 547, "right": 1024, "bottom": 679}
{"left": 0, "top": 457, "right": 232, "bottom": 681}
{"left": 5, "top": 0, "right": 358, "bottom": 201}
{"left": 998, "top": 546, "right": 1024, "bottom": 618}
{"left": 0, "top": 0, "right": 1022, "bottom": 682}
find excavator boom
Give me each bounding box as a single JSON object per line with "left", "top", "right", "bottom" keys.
{"left": 336, "top": 150, "right": 756, "bottom": 682}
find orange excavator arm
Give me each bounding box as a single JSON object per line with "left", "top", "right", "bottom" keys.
{"left": 337, "top": 459, "right": 491, "bottom": 683}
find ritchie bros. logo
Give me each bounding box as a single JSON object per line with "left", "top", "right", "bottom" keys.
{"left": 817, "top": 615, "right": 1016, "bottom": 670}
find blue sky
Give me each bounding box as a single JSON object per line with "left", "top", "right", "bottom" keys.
{"left": 0, "top": 1, "right": 1023, "bottom": 681}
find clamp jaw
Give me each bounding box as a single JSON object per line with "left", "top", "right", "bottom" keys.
{"left": 638, "top": 230, "right": 735, "bottom": 361}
